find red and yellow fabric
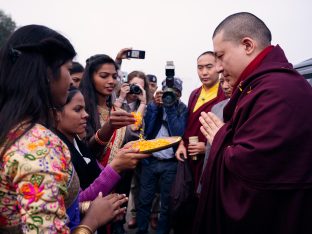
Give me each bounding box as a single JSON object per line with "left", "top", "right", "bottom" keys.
{"left": 97, "top": 106, "right": 126, "bottom": 166}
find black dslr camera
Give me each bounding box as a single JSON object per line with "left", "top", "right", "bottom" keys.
{"left": 121, "top": 72, "right": 142, "bottom": 95}
{"left": 129, "top": 84, "right": 142, "bottom": 94}
{"left": 162, "top": 61, "right": 177, "bottom": 107}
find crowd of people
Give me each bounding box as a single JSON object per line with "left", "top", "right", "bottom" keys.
{"left": 0, "top": 12, "right": 311, "bottom": 234}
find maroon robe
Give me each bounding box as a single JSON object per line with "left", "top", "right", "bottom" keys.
{"left": 193, "top": 45, "right": 312, "bottom": 234}
{"left": 173, "top": 85, "right": 225, "bottom": 234}
{"left": 184, "top": 85, "right": 225, "bottom": 190}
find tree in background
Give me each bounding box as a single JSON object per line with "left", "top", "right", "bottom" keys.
{"left": 0, "top": 10, "right": 16, "bottom": 48}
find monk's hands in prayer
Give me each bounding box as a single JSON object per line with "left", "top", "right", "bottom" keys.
{"left": 154, "top": 90, "right": 164, "bottom": 106}
{"left": 175, "top": 141, "right": 187, "bottom": 162}
{"left": 81, "top": 192, "right": 128, "bottom": 231}
{"left": 110, "top": 145, "right": 150, "bottom": 173}
{"left": 107, "top": 110, "right": 136, "bottom": 130}
{"left": 188, "top": 142, "right": 206, "bottom": 156}
{"left": 199, "top": 112, "right": 224, "bottom": 145}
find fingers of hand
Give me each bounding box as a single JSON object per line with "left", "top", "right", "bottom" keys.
{"left": 123, "top": 147, "right": 140, "bottom": 154}
{"left": 113, "top": 207, "right": 127, "bottom": 220}
{"left": 176, "top": 154, "right": 184, "bottom": 162}
{"left": 200, "top": 126, "right": 209, "bottom": 139}
{"left": 200, "top": 126, "right": 213, "bottom": 144}
{"left": 108, "top": 194, "right": 127, "bottom": 206}
{"left": 188, "top": 143, "right": 198, "bottom": 149}
{"left": 122, "top": 142, "right": 135, "bottom": 149}
{"left": 188, "top": 149, "right": 198, "bottom": 155}
{"left": 109, "top": 117, "right": 135, "bottom": 128}
{"left": 106, "top": 193, "right": 119, "bottom": 201}
{"left": 207, "top": 112, "right": 224, "bottom": 128}
{"left": 111, "top": 110, "right": 133, "bottom": 118}
{"left": 199, "top": 115, "right": 213, "bottom": 131}
{"left": 200, "top": 112, "right": 219, "bottom": 134}
{"left": 176, "top": 151, "right": 186, "bottom": 161}
{"left": 115, "top": 207, "right": 127, "bottom": 216}
{"left": 112, "top": 195, "right": 128, "bottom": 210}
{"left": 134, "top": 153, "right": 150, "bottom": 159}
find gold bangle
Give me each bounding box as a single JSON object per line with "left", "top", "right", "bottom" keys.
{"left": 79, "top": 201, "right": 91, "bottom": 214}
{"left": 72, "top": 224, "right": 93, "bottom": 234}
{"left": 94, "top": 130, "right": 107, "bottom": 146}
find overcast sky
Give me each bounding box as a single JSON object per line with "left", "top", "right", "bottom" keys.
{"left": 1, "top": 0, "right": 311, "bottom": 103}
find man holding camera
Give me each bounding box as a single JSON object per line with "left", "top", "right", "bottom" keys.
{"left": 136, "top": 77, "right": 187, "bottom": 234}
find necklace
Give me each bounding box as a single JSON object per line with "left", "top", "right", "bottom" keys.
{"left": 97, "top": 105, "right": 109, "bottom": 125}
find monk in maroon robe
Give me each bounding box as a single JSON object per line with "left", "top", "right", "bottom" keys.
{"left": 174, "top": 51, "right": 225, "bottom": 234}
{"left": 193, "top": 12, "right": 312, "bottom": 234}
{"left": 183, "top": 84, "right": 225, "bottom": 189}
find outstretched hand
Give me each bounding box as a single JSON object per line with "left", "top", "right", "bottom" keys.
{"left": 199, "top": 112, "right": 224, "bottom": 145}
{"left": 107, "top": 110, "right": 136, "bottom": 129}
{"left": 110, "top": 146, "right": 150, "bottom": 173}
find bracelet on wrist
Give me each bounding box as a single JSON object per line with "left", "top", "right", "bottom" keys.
{"left": 94, "top": 130, "right": 108, "bottom": 146}
{"left": 72, "top": 224, "right": 93, "bottom": 234}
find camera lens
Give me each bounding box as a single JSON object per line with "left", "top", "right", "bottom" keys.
{"left": 129, "top": 84, "right": 142, "bottom": 94}
{"left": 162, "top": 89, "right": 177, "bottom": 107}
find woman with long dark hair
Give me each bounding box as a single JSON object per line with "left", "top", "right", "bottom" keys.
{"left": 0, "top": 25, "right": 127, "bottom": 234}
{"left": 81, "top": 54, "right": 140, "bottom": 166}
{"left": 81, "top": 55, "right": 147, "bottom": 234}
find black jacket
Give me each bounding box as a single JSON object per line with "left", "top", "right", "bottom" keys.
{"left": 55, "top": 131, "right": 101, "bottom": 190}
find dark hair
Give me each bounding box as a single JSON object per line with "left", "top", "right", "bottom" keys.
{"left": 64, "top": 86, "right": 81, "bottom": 106}
{"left": 197, "top": 51, "right": 216, "bottom": 61}
{"left": 70, "top": 61, "right": 84, "bottom": 75}
{"left": 127, "top": 70, "right": 150, "bottom": 104}
{"left": 0, "top": 24, "right": 76, "bottom": 154}
{"left": 213, "top": 12, "right": 272, "bottom": 48}
{"left": 80, "top": 54, "right": 118, "bottom": 140}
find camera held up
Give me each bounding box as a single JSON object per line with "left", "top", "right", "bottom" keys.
{"left": 121, "top": 72, "right": 142, "bottom": 95}
{"left": 162, "top": 61, "right": 177, "bottom": 107}
{"left": 129, "top": 84, "right": 142, "bottom": 95}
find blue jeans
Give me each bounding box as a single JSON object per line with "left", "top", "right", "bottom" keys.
{"left": 137, "top": 157, "right": 177, "bottom": 234}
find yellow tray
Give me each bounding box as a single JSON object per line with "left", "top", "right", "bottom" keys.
{"left": 132, "top": 136, "right": 182, "bottom": 153}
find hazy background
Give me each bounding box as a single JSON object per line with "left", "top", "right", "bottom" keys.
{"left": 1, "top": 0, "right": 311, "bottom": 103}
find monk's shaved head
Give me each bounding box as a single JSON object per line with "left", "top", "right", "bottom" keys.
{"left": 213, "top": 12, "right": 272, "bottom": 49}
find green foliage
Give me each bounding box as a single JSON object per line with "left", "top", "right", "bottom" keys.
{"left": 0, "top": 9, "right": 16, "bottom": 48}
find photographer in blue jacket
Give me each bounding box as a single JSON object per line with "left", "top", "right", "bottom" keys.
{"left": 136, "top": 77, "right": 188, "bottom": 234}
